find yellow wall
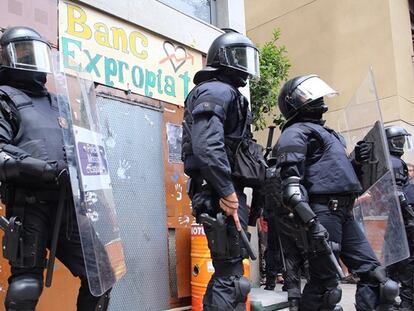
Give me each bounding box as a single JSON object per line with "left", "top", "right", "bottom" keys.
{"left": 246, "top": 0, "right": 414, "bottom": 144}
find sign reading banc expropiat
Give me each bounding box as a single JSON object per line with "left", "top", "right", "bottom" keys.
{"left": 59, "top": 1, "right": 203, "bottom": 106}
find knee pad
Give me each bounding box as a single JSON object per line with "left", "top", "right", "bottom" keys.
{"left": 5, "top": 276, "right": 43, "bottom": 311}
{"left": 379, "top": 279, "right": 399, "bottom": 305}
{"left": 322, "top": 286, "right": 342, "bottom": 309}
{"left": 234, "top": 276, "right": 251, "bottom": 304}
{"left": 364, "top": 266, "right": 399, "bottom": 305}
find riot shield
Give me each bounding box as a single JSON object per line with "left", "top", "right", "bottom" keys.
{"left": 337, "top": 70, "right": 409, "bottom": 266}
{"left": 52, "top": 55, "right": 126, "bottom": 296}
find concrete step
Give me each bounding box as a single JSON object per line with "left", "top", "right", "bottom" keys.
{"left": 249, "top": 287, "right": 289, "bottom": 311}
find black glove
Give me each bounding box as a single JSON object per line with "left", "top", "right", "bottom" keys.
{"left": 43, "top": 160, "right": 63, "bottom": 182}
{"left": 192, "top": 191, "right": 214, "bottom": 221}
{"left": 354, "top": 140, "right": 372, "bottom": 164}
{"left": 307, "top": 219, "right": 330, "bottom": 255}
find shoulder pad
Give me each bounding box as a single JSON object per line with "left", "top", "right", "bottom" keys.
{"left": 275, "top": 125, "right": 310, "bottom": 165}
{"left": 192, "top": 100, "right": 227, "bottom": 122}
{"left": 189, "top": 80, "right": 238, "bottom": 122}
{"left": 0, "top": 85, "right": 31, "bottom": 109}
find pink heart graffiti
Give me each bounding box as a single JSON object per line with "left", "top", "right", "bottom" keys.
{"left": 160, "top": 41, "right": 192, "bottom": 73}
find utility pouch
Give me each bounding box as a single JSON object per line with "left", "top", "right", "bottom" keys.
{"left": 200, "top": 213, "right": 228, "bottom": 258}
{"left": 2, "top": 216, "right": 23, "bottom": 265}
{"left": 231, "top": 138, "right": 267, "bottom": 187}
{"left": 200, "top": 213, "right": 245, "bottom": 260}
{"left": 226, "top": 96, "right": 266, "bottom": 188}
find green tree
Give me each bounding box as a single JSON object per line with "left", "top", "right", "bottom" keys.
{"left": 250, "top": 29, "right": 290, "bottom": 130}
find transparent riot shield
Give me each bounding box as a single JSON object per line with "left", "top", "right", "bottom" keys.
{"left": 52, "top": 54, "right": 126, "bottom": 296}
{"left": 337, "top": 70, "right": 409, "bottom": 266}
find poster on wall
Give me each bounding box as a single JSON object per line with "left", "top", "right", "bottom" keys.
{"left": 58, "top": 1, "right": 203, "bottom": 106}
{"left": 166, "top": 123, "right": 183, "bottom": 164}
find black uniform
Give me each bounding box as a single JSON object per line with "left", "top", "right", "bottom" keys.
{"left": 262, "top": 211, "right": 283, "bottom": 290}
{"left": 275, "top": 74, "right": 398, "bottom": 311}
{"left": 388, "top": 155, "right": 414, "bottom": 310}
{"left": 275, "top": 121, "right": 384, "bottom": 310}
{"left": 0, "top": 71, "right": 110, "bottom": 311}
{"left": 182, "top": 30, "right": 261, "bottom": 311}
{"left": 183, "top": 77, "right": 251, "bottom": 310}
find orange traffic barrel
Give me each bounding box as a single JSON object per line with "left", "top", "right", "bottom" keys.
{"left": 244, "top": 258, "right": 251, "bottom": 311}
{"left": 191, "top": 223, "right": 251, "bottom": 311}
{"left": 191, "top": 223, "right": 212, "bottom": 311}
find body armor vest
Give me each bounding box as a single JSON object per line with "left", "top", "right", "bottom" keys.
{"left": 0, "top": 86, "right": 65, "bottom": 162}
{"left": 390, "top": 154, "right": 414, "bottom": 205}
{"left": 390, "top": 155, "right": 409, "bottom": 187}
{"left": 294, "top": 122, "right": 362, "bottom": 195}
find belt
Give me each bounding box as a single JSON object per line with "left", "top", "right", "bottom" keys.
{"left": 309, "top": 194, "right": 357, "bottom": 210}
{"left": 14, "top": 188, "right": 61, "bottom": 204}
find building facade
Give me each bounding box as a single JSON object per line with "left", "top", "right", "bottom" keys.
{"left": 246, "top": 0, "right": 414, "bottom": 165}
{"left": 0, "top": 0, "right": 247, "bottom": 310}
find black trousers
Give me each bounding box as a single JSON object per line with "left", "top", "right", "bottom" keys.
{"left": 301, "top": 205, "right": 381, "bottom": 311}
{"left": 264, "top": 216, "right": 283, "bottom": 288}
{"left": 5, "top": 196, "right": 107, "bottom": 311}
{"left": 203, "top": 190, "right": 250, "bottom": 311}
{"left": 276, "top": 213, "right": 304, "bottom": 302}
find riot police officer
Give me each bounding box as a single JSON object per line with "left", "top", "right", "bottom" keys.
{"left": 274, "top": 75, "right": 398, "bottom": 311}
{"left": 385, "top": 125, "right": 414, "bottom": 310}
{"left": 182, "top": 30, "right": 261, "bottom": 310}
{"left": 263, "top": 163, "right": 303, "bottom": 310}
{"left": 0, "top": 26, "right": 110, "bottom": 310}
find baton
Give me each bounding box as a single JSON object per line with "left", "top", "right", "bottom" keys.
{"left": 324, "top": 240, "right": 345, "bottom": 279}
{"left": 0, "top": 216, "right": 9, "bottom": 231}
{"left": 264, "top": 125, "right": 276, "bottom": 160}
{"left": 232, "top": 207, "right": 257, "bottom": 261}
{"left": 328, "top": 251, "right": 345, "bottom": 279}
{"left": 45, "top": 172, "right": 68, "bottom": 287}
{"left": 275, "top": 227, "right": 287, "bottom": 272}
{"left": 239, "top": 227, "right": 257, "bottom": 261}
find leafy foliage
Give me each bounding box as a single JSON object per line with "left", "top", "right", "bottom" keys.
{"left": 250, "top": 29, "right": 290, "bottom": 130}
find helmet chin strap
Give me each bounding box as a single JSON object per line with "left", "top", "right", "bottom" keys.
{"left": 297, "top": 97, "right": 327, "bottom": 122}
{"left": 219, "top": 68, "right": 248, "bottom": 88}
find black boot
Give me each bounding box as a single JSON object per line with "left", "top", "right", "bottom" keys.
{"left": 264, "top": 277, "right": 275, "bottom": 291}
{"left": 289, "top": 298, "right": 300, "bottom": 311}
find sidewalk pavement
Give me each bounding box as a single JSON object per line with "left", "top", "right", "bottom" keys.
{"left": 259, "top": 283, "right": 357, "bottom": 310}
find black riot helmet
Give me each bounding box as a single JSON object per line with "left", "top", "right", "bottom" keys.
{"left": 193, "top": 31, "right": 260, "bottom": 85}
{"left": 0, "top": 26, "right": 52, "bottom": 73}
{"left": 385, "top": 125, "right": 413, "bottom": 156}
{"left": 278, "top": 75, "right": 338, "bottom": 122}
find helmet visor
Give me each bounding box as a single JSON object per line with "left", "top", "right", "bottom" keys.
{"left": 293, "top": 76, "right": 338, "bottom": 104}
{"left": 2, "top": 40, "right": 52, "bottom": 73}
{"left": 222, "top": 46, "right": 260, "bottom": 80}
{"left": 390, "top": 134, "right": 413, "bottom": 151}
